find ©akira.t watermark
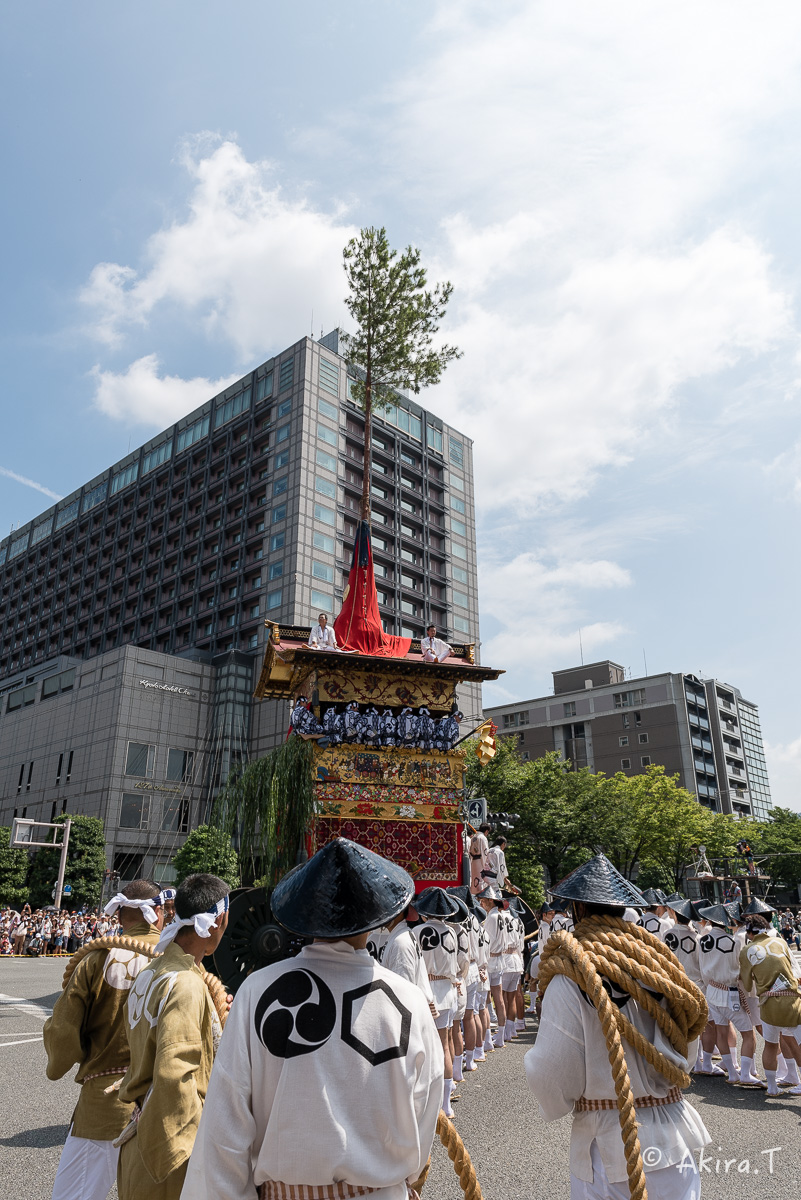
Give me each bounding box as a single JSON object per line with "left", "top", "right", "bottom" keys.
{"left": 641, "top": 1145, "right": 784, "bottom": 1176}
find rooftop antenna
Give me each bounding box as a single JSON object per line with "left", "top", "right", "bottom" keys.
{"left": 311, "top": 309, "right": 314, "bottom": 338}
{"left": 643, "top": 648, "right": 648, "bottom": 676}
{"left": 578, "top": 628, "right": 584, "bottom": 665}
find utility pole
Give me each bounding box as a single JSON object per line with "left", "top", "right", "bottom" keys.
{"left": 54, "top": 819, "right": 72, "bottom": 909}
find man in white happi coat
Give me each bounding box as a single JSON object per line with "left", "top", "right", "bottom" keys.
{"left": 663, "top": 897, "right": 721, "bottom": 1077}
{"left": 184, "top": 839, "right": 442, "bottom": 1200}
{"left": 477, "top": 886, "right": 509, "bottom": 1049}
{"left": 468, "top": 824, "right": 491, "bottom": 895}
{"left": 696, "top": 902, "right": 762, "bottom": 1086}
{"left": 525, "top": 854, "right": 710, "bottom": 1200}
{"left": 420, "top": 624, "right": 452, "bottom": 662}
{"left": 639, "top": 889, "right": 675, "bottom": 940}
{"left": 308, "top": 612, "right": 339, "bottom": 650}
{"left": 412, "top": 886, "right": 462, "bottom": 1117}
{"left": 381, "top": 906, "right": 436, "bottom": 1015}
{"left": 483, "top": 837, "right": 509, "bottom": 890}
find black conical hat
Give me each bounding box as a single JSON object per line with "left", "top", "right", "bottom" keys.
{"left": 667, "top": 897, "right": 696, "bottom": 921}
{"left": 724, "top": 900, "right": 741, "bottom": 922}
{"left": 743, "top": 895, "right": 775, "bottom": 916}
{"left": 507, "top": 896, "right": 526, "bottom": 916}
{"left": 640, "top": 888, "right": 663, "bottom": 907}
{"left": 696, "top": 903, "right": 730, "bottom": 929}
{"left": 551, "top": 853, "right": 648, "bottom": 908}
{"left": 446, "top": 884, "right": 483, "bottom": 918}
{"left": 414, "top": 886, "right": 461, "bottom": 920}
{"left": 665, "top": 892, "right": 684, "bottom": 904}
{"left": 689, "top": 899, "right": 708, "bottom": 921}
{"left": 444, "top": 894, "right": 470, "bottom": 924}
{"left": 270, "top": 838, "right": 414, "bottom": 938}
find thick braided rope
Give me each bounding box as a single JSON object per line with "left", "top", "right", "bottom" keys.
{"left": 538, "top": 915, "right": 708, "bottom": 1200}
{"left": 436, "top": 1112, "right": 483, "bottom": 1200}
{"left": 61, "top": 935, "right": 229, "bottom": 1028}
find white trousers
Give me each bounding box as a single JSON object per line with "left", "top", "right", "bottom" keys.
{"left": 51, "top": 1129, "right": 119, "bottom": 1200}
{"left": 570, "top": 1141, "right": 700, "bottom": 1200}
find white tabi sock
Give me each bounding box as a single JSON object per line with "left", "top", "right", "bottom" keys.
{"left": 766, "top": 1069, "right": 779, "bottom": 1096}
{"left": 464, "top": 1049, "right": 475, "bottom": 1071}
{"left": 739, "top": 1055, "right": 760, "bottom": 1082}
{"left": 721, "top": 1053, "right": 737, "bottom": 1081}
{"left": 443, "top": 1079, "right": 454, "bottom": 1118}
{"left": 452, "top": 1054, "right": 463, "bottom": 1082}
{"left": 505, "top": 1020, "right": 515, "bottom": 1039}
{"left": 516, "top": 1018, "right": 525, "bottom": 1031}
{"left": 493, "top": 1027, "right": 505, "bottom": 1048}
{"left": 483, "top": 1030, "right": 493, "bottom": 1051}
{"left": 701, "top": 1051, "right": 712, "bottom": 1071}
{"left": 778, "top": 1058, "right": 800, "bottom": 1085}
{"left": 474, "top": 1042, "right": 485, "bottom": 1060}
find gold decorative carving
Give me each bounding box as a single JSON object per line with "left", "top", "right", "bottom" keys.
{"left": 313, "top": 742, "right": 465, "bottom": 789}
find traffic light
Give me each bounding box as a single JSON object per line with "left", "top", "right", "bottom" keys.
{"left": 476, "top": 720, "right": 497, "bottom": 765}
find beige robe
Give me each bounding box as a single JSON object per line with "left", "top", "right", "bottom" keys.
{"left": 117, "top": 941, "right": 218, "bottom": 1200}
{"left": 43, "top": 921, "right": 160, "bottom": 1140}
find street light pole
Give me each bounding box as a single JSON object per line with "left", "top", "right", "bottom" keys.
{"left": 53, "top": 819, "right": 71, "bottom": 910}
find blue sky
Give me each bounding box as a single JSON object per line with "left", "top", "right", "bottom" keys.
{"left": 2, "top": 2, "right": 801, "bottom": 808}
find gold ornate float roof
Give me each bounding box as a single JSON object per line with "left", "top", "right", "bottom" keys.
{"left": 253, "top": 622, "right": 504, "bottom": 703}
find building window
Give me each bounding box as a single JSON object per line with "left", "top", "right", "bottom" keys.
{"left": 141, "top": 439, "right": 173, "bottom": 475}
{"left": 503, "top": 711, "right": 529, "bottom": 728}
{"left": 613, "top": 689, "right": 645, "bottom": 709}
{"left": 452, "top": 590, "right": 469, "bottom": 609}
{"left": 621, "top": 758, "right": 631, "bottom": 769}
{"left": 563, "top": 702, "right": 576, "bottom": 717}
{"left": 267, "top": 588, "right": 282, "bottom": 610}
{"left": 316, "top": 476, "right": 337, "bottom": 499}
{"left": 275, "top": 423, "right": 290, "bottom": 444}
{"left": 214, "top": 388, "right": 251, "bottom": 430}
{"left": 273, "top": 477, "right": 288, "bottom": 497}
{"left": 319, "top": 358, "right": 339, "bottom": 397}
{"left": 161, "top": 796, "right": 190, "bottom": 833}
{"left": 427, "top": 427, "right": 444, "bottom": 454}
{"left": 250, "top": 603, "right": 260, "bottom": 618}
{"left": 450, "top": 495, "right": 466, "bottom": 514}
{"left": 256, "top": 371, "right": 273, "bottom": 401}
{"left": 641, "top": 755, "right": 651, "bottom": 767}
{"left": 272, "top": 505, "right": 287, "bottom": 524}
{"left": 125, "top": 742, "right": 155, "bottom": 778}
{"left": 248, "top": 633, "right": 259, "bottom": 649}
{"left": 638, "top": 733, "right": 649, "bottom": 744}
{"left": 316, "top": 449, "right": 337, "bottom": 473}
{"left": 7, "top": 682, "right": 36, "bottom": 711}
{"left": 401, "top": 600, "right": 418, "bottom": 616}
{"left": 313, "top": 531, "right": 335, "bottom": 554}
{"left": 121, "top": 793, "right": 150, "bottom": 830}
{"left": 313, "top": 561, "right": 334, "bottom": 583}
{"left": 451, "top": 518, "right": 467, "bottom": 537}
{"left": 41, "top": 667, "right": 75, "bottom": 700}
{"left": 449, "top": 437, "right": 464, "bottom": 466}
{"left": 279, "top": 359, "right": 294, "bottom": 391}
{"left": 451, "top": 542, "right": 467, "bottom": 560}
{"left": 166, "top": 749, "right": 195, "bottom": 783}
{"left": 621, "top": 714, "right": 630, "bottom": 729}
{"left": 111, "top": 461, "right": 139, "bottom": 495}
{"left": 619, "top": 736, "right": 629, "bottom": 747}
{"left": 314, "top": 503, "right": 336, "bottom": 527}
{"left": 317, "top": 424, "right": 338, "bottom": 447}
{"left": 176, "top": 414, "right": 210, "bottom": 453}
{"left": 311, "top": 588, "right": 333, "bottom": 610}
{"left": 277, "top": 398, "right": 292, "bottom": 418}
{"left": 269, "top": 562, "right": 283, "bottom": 581}
{"left": 319, "top": 396, "right": 338, "bottom": 420}
{"left": 270, "top": 533, "right": 285, "bottom": 552}
{"left": 454, "top": 616, "right": 470, "bottom": 633}
{"left": 275, "top": 450, "right": 290, "bottom": 469}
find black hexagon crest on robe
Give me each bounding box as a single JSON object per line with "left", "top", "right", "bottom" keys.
{"left": 341, "top": 980, "right": 412, "bottom": 1065}
{"left": 254, "top": 969, "right": 337, "bottom": 1058}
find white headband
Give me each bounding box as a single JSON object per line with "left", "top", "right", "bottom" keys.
{"left": 159, "top": 888, "right": 177, "bottom": 903}
{"left": 156, "top": 895, "right": 229, "bottom": 952}
{"left": 104, "top": 893, "right": 161, "bottom": 925}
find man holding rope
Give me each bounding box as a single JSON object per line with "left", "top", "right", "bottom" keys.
{"left": 524, "top": 853, "right": 710, "bottom": 1200}
{"left": 43, "top": 879, "right": 165, "bottom": 1200}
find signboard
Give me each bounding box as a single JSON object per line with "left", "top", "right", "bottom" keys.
{"left": 465, "top": 797, "right": 487, "bottom": 827}
{"left": 139, "top": 679, "right": 194, "bottom": 697}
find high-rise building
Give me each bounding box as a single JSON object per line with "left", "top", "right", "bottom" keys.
{"left": 484, "top": 660, "right": 772, "bottom": 820}
{"left": 0, "top": 331, "right": 480, "bottom": 882}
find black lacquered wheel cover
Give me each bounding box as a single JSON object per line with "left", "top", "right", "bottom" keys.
{"left": 206, "top": 887, "right": 309, "bottom": 994}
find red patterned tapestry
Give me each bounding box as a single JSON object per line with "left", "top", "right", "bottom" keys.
{"left": 312, "top": 817, "right": 461, "bottom": 882}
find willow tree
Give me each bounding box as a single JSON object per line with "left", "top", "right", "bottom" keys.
{"left": 341, "top": 227, "right": 462, "bottom": 519}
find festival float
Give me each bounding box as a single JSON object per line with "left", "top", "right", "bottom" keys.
{"left": 209, "top": 520, "right": 504, "bottom": 991}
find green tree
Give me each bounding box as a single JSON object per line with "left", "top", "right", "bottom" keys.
{"left": 27, "top": 815, "right": 106, "bottom": 909}
{"left": 0, "top": 826, "right": 30, "bottom": 908}
{"left": 172, "top": 825, "right": 240, "bottom": 888}
{"left": 341, "top": 227, "right": 461, "bottom": 518}
{"left": 753, "top": 808, "right": 801, "bottom": 888}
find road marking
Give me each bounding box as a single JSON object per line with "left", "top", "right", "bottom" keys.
{"left": 0, "top": 994, "right": 52, "bottom": 1021}
{"left": 0, "top": 1036, "right": 44, "bottom": 1047}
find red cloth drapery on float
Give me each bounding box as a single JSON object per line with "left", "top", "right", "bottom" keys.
{"left": 334, "top": 520, "right": 411, "bottom": 658}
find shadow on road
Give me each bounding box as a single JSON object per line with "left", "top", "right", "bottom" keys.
{"left": 0, "top": 1124, "right": 69, "bottom": 1149}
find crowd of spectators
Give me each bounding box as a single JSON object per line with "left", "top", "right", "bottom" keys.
{"left": 0, "top": 902, "right": 122, "bottom": 956}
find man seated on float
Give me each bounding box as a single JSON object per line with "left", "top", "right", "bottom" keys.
{"left": 308, "top": 612, "right": 340, "bottom": 650}
{"left": 421, "top": 624, "right": 452, "bottom": 663}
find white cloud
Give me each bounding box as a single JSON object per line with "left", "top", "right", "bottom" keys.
{"left": 90, "top": 354, "right": 238, "bottom": 426}
{"left": 764, "top": 737, "right": 801, "bottom": 814}
{"left": 0, "top": 468, "right": 61, "bottom": 501}
{"left": 81, "top": 137, "right": 357, "bottom": 360}
{"left": 478, "top": 551, "right": 631, "bottom": 690}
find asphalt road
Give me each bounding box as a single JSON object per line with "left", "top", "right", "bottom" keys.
{"left": 2, "top": 959, "right": 801, "bottom": 1200}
